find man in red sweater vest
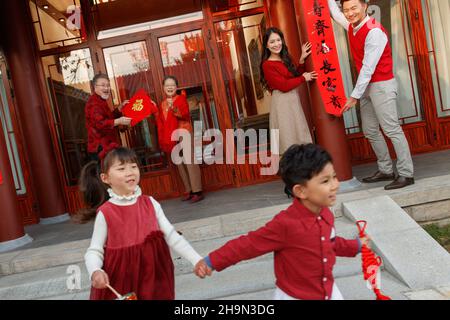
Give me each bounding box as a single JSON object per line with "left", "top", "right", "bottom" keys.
{"left": 328, "top": 0, "right": 414, "bottom": 190}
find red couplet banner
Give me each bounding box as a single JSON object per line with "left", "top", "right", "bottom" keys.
{"left": 303, "top": 0, "right": 347, "bottom": 117}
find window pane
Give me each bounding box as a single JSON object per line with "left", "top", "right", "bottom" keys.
{"left": 214, "top": 14, "right": 269, "bottom": 152}
{"left": 390, "top": 0, "right": 423, "bottom": 124}
{"left": 29, "top": 0, "right": 86, "bottom": 51}
{"left": 42, "top": 49, "right": 93, "bottom": 186}
{"left": 422, "top": 0, "right": 450, "bottom": 118}
{"left": 0, "top": 70, "right": 26, "bottom": 194}
{"left": 103, "top": 42, "right": 167, "bottom": 173}
{"left": 332, "top": 19, "right": 361, "bottom": 134}
{"left": 211, "top": 0, "right": 264, "bottom": 13}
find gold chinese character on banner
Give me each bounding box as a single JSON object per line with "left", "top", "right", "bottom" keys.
{"left": 132, "top": 99, "right": 144, "bottom": 112}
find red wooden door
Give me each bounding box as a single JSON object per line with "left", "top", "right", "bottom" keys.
{"left": 0, "top": 56, "right": 39, "bottom": 225}
{"left": 149, "top": 25, "right": 235, "bottom": 192}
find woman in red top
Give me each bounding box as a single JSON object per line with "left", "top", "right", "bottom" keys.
{"left": 85, "top": 73, "right": 131, "bottom": 161}
{"left": 260, "top": 27, "right": 318, "bottom": 155}
{"left": 155, "top": 76, "right": 204, "bottom": 203}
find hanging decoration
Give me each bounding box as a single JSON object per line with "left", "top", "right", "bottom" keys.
{"left": 357, "top": 220, "right": 392, "bottom": 300}
{"left": 303, "top": 0, "right": 348, "bottom": 116}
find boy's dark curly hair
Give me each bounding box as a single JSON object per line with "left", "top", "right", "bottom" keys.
{"left": 278, "top": 144, "right": 333, "bottom": 197}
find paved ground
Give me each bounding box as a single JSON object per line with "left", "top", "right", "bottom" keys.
{"left": 17, "top": 149, "right": 450, "bottom": 251}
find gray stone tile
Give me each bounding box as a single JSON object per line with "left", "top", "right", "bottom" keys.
{"left": 343, "top": 196, "right": 450, "bottom": 290}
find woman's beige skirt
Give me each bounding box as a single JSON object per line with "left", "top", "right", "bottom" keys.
{"left": 270, "top": 89, "right": 313, "bottom": 154}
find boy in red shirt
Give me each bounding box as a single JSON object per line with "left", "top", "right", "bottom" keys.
{"left": 195, "top": 144, "right": 370, "bottom": 300}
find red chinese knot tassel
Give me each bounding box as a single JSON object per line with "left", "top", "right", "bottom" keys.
{"left": 356, "top": 220, "right": 391, "bottom": 300}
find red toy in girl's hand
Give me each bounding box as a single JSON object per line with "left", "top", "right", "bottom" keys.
{"left": 106, "top": 284, "right": 138, "bottom": 300}
{"left": 121, "top": 89, "right": 158, "bottom": 126}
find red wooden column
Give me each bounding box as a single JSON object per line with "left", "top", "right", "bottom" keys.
{"left": 1, "top": 0, "right": 68, "bottom": 221}
{"left": 266, "top": 0, "right": 314, "bottom": 128}
{"left": 0, "top": 112, "right": 29, "bottom": 248}
{"left": 293, "top": 0, "right": 353, "bottom": 182}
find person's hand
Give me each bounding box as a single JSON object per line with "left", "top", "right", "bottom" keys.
{"left": 303, "top": 71, "right": 318, "bottom": 82}
{"left": 91, "top": 270, "right": 109, "bottom": 289}
{"left": 343, "top": 97, "right": 358, "bottom": 112}
{"left": 194, "top": 259, "right": 213, "bottom": 279}
{"left": 300, "top": 42, "right": 312, "bottom": 64}
{"left": 118, "top": 100, "right": 129, "bottom": 112}
{"left": 361, "top": 234, "right": 371, "bottom": 248}
{"left": 115, "top": 116, "right": 132, "bottom": 126}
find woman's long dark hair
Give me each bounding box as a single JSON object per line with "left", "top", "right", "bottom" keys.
{"left": 260, "top": 27, "right": 300, "bottom": 91}
{"left": 72, "top": 147, "right": 139, "bottom": 224}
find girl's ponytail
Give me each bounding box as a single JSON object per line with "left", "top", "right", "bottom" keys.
{"left": 72, "top": 161, "right": 108, "bottom": 224}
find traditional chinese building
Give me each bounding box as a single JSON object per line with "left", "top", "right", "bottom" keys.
{"left": 0, "top": 0, "right": 449, "bottom": 250}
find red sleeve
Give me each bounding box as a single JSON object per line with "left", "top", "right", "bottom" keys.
{"left": 112, "top": 108, "right": 122, "bottom": 119}
{"left": 89, "top": 103, "right": 115, "bottom": 131}
{"left": 262, "top": 62, "right": 306, "bottom": 92}
{"left": 174, "top": 95, "right": 190, "bottom": 121}
{"left": 297, "top": 63, "right": 306, "bottom": 75}
{"left": 333, "top": 237, "right": 360, "bottom": 257}
{"left": 209, "top": 214, "right": 286, "bottom": 272}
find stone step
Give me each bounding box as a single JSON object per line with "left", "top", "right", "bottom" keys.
{"left": 332, "top": 174, "right": 450, "bottom": 218}
{"left": 0, "top": 198, "right": 359, "bottom": 277}
{"left": 216, "top": 270, "right": 411, "bottom": 300}
{"left": 343, "top": 195, "right": 450, "bottom": 290}
{"left": 175, "top": 251, "right": 368, "bottom": 300}
{"left": 38, "top": 252, "right": 366, "bottom": 301}
{"left": 0, "top": 203, "right": 290, "bottom": 277}
{"left": 0, "top": 262, "right": 89, "bottom": 300}
{"left": 40, "top": 252, "right": 367, "bottom": 301}
{"left": 0, "top": 219, "right": 361, "bottom": 300}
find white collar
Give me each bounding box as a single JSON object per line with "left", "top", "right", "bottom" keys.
{"left": 107, "top": 186, "right": 142, "bottom": 206}
{"left": 353, "top": 15, "right": 371, "bottom": 35}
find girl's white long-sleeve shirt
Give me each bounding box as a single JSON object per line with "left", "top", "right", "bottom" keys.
{"left": 84, "top": 187, "right": 202, "bottom": 279}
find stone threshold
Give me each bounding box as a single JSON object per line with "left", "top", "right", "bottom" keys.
{"left": 1, "top": 174, "right": 449, "bottom": 277}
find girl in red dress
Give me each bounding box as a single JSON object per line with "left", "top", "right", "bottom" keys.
{"left": 76, "top": 147, "right": 209, "bottom": 300}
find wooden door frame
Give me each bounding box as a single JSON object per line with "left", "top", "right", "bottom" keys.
{"left": 146, "top": 12, "right": 236, "bottom": 191}
{"left": 402, "top": 0, "right": 440, "bottom": 146}
{"left": 0, "top": 56, "right": 39, "bottom": 224}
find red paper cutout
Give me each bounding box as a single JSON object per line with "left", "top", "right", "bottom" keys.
{"left": 121, "top": 89, "right": 158, "bottom": 127}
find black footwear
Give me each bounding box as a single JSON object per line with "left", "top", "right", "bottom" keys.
{"left": 384, "top": 177, "right": 415, "bottom": 190}
{"left": 362, "top": 171, "right": 395, "bottom": 183}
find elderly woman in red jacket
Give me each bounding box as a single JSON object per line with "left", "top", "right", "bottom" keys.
{"left": 156, "top": 75, "right": 204, "bottom": 203}
{"left": 85, "top": 73, "right": 131, "bottom": 161}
